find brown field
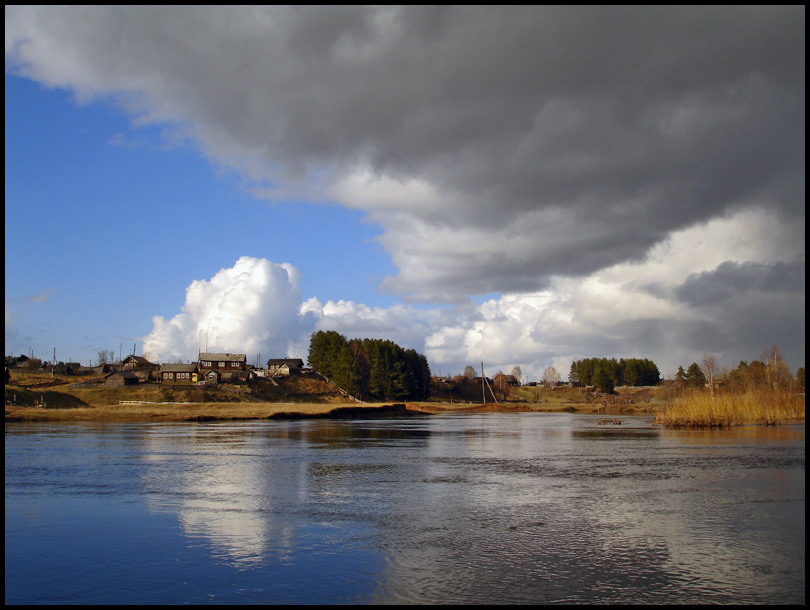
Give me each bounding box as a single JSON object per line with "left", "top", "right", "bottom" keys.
{"left": 6, "top": 371, "right": 803, "bottom": 425}
{"left": 5, "top": 372, "right": 658, "bottom": 422}
{"left": 5, "top": 397, "right": 623, "bottom": 423}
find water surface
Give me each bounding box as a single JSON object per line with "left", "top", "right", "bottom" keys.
{"left": 5, "top": 414, "right": 805, "bottom": 604}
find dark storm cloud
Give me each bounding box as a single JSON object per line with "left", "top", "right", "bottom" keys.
{"left": 676, "top": 260, "right": 805, "bottom": 307}
{"left": 6, "top": 5, "right": 805, "bottom": 306}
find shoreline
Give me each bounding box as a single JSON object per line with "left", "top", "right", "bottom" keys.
{"left": 5, "top": 400, "right": 645, "bottom": 423}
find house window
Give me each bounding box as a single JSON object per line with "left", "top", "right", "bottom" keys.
{"left": 232, "top": 361, "right": 240, "bottom": 367}
{"left": 163, "top": 372, "right": 171, "bottom": 380}
{"left": 219, "top": 362, "right": 226, "bottom": 368}
{"left": 201, "top": 361, "right": 211, "bottom": 367}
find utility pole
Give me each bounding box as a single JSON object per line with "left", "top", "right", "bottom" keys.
{"left": 481, "top": 362, "right": 486, "bottom": 405}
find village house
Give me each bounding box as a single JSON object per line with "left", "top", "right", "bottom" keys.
{"left": 121, "top": 355, "right": 159, "bottom": 381}
{"left": 203, "top": 369, "right": 221, "bottom": 385}
{"left": 159, "top": 363, "right": 199, "bottom": 384}
{"left": 104, "top": 371, "right": 139, "bottom": 387}
{"left": 47, "top": 362, "right": 81, "bottom": 376}
{"left": 198, "top": 353, "right": 246, "bottom": 371}
{"left": 266, "top": 358, "right": 305, "bottom": 376}
{"left": 9, "top": 355, "right": 33, "bottom": 369}
{"left": 493, "top": 373, "right": 520, "bottom": 389}
{"left": 197, "top": 352, "right": 247, "bottom": 382}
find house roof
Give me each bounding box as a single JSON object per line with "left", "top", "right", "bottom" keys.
{"left": 122, "top": 355, "right": 156, "bottom": 366}
{"left": 266, "top": 358, "right": 304, "bottom": 367}
{"left": 160, "top": 363, "right": 199, "bottom": 373}
{"left": 105, "top": 371, "right": 139, "bottom": 380}
{"left": 199, "top": 352, "right": 246, "bottom": 362}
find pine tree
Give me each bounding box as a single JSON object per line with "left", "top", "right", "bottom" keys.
{"left": 592, "top": 362, "right": 614, "bottom": 393}
{"left": 686, "top": 362, "right": 706, "bottom": 388}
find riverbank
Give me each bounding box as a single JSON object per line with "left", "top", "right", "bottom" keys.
{"left": 654, "top": 388, "right": 805, "bottom": 427}
{"left": 5, "top": 400, "right": 643, "bottom": 423}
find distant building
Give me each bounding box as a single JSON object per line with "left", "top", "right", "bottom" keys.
{"left": 493, "top": 373, "right": 520, "bottom": 387}
{"left": 48, "top": 362, "right": 81, "bottom": 376}
{"left": 10, "top": 355, "right": 32, "bottom": 369}
{"left": 266, "top": 358, "right": 305, "bottom": 376}
{"left": 203, "top": 369, "right": 222, "bottom": 385}
{"left": 160, "top": 363, "right": 199, "bottom": 383}
{"left": 104, "top": 371, "right": 139, "bottom": 387}
{"left": 121, "top": 355, "right": 159, "bottom": 381}
{"left": 198, "top": 353, "right": 247, "bottom": 372}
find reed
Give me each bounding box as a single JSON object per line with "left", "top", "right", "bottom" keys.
{"left": 656, "top": 387, "right": 805, "bottom": 428}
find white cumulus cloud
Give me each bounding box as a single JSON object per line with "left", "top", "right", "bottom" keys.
{"left": 143, "top": 257, "right": 311, "bottom": 363}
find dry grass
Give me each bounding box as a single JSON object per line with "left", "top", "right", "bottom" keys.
{"left": 6, "top": 398, "right": 626, "bottom": 422}
{"left": 655, "top": 388, "right": 805, "bottom": 428}
{"left": 4, "top": 401, "right": 395, "bottom": 422}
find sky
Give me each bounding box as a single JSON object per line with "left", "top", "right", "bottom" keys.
{"left": 5, "top": 6, "right": 805, "bottom": 382}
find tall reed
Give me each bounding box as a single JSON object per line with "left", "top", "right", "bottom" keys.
{"left": 656, "top": 387, "right": 805, "bottom": 428}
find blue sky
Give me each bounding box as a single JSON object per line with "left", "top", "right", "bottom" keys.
{"left": 5, "top": 7, "right": 805, "bottom": 380}
{"left": 6, "top": 74, "right": 398, "bottom": 364}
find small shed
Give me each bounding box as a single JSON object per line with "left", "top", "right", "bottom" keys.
{"left": 104, "top": 371, "right": 139, "bottom": 387}
{"left": 203, "top": 369, "right": 221, "bottom": 384}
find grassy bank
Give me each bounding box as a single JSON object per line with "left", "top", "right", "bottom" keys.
{"left": 655, "top": 388, "right": 805, "bottom": 428}
{"left": 4, "top": 401, "right": 411, "bottom": 423}
{"left": 6, "top": 398, "right": 635, "bottom": 423}
{"left": 6, "top": 374, "right": 662, "bottom": 423}
{"left": 9, "top": 373, "right": 802, "bottom": 427}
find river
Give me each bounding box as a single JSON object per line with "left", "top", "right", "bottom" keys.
{"left": 5, "top": 413, "right": 805, "bottom": 604}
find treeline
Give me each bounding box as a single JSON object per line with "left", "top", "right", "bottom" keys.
{"left": 569, "top": 357, "right": 660, "bottom": 393}
{"left": 307, "top": 330, "right": 431, "bottom": 401}
{"left": 675, "top": 348, "right": 804, "bottom": 393}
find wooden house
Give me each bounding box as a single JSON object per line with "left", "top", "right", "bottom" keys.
{"left": 104, "top": 371, "right": 139, "bottom": 387}
{"left": 159, "top": 363, "right": 199, "bottom": 383}
{"left": 10, "top": 355, "right": 32, "bottom": 369}
{"left": 266, "top": 358, "right": 305, "bottom": 376}
{"left": 48, "top": 362, "right": 80, "bottom": 376}
{"left": 121, "top": 355, "right": 159, "bottom": 381}
{"left": 203, "top": 369, "right": 221, "bottom": 385}
{"left": 198, "top": 353, "right": 247, "bottom": 373}
{"left": 493, "top": 373, "right": 520, "bottom": 388}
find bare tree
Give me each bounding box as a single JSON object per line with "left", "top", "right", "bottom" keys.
{"left": 543, "top": 366, "right": 560, "bottom": 388}
{"left": 510, "top": 365, "right": 523, "bottom": 385}
{"left": 463, "top": 365, "right": 476, "bottom": 380}
{"left": 761, "top": 344, "right": 792, "bottom": 390}
{"left": 701, "top": 354, "right": 718, "bottom": 398}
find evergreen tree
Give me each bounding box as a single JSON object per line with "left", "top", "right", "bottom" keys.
{"left": 569, "top": 361, "right": 581, "bottom": 386}
{"left": 309, "top": 332, "right": 430, "bottom": 401}
{"left": 592, "top": 361, "right": 614, "bottom": 393}
{"left": 307, "top": 330, "right": 348, "bottom": 379}
{"left": 686, "top": 362, "right": 706, "bottom": 388}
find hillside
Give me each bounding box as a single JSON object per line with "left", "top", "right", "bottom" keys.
{"left": 6, "top": 370, "right": 667, "bottom": 417}
{"left": 5, "top": 371, "right": 348, "bottom": 409}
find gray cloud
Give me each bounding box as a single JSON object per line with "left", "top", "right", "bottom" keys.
{"left": 676, "top": 260, "right": 805, "bottom": 307}
{"left": 6, "top": 6, "right": 805, "bottom": 374}
{"left": 6, "top": 6, "right": 804, "bottom": 302}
